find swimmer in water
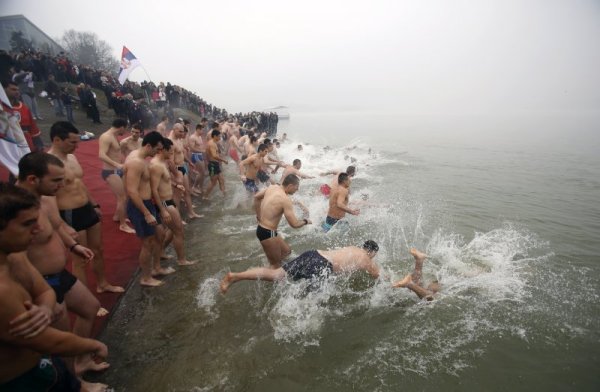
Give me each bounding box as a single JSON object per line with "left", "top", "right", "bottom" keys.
{"left": 393, "top": 248, "right": 440, "bottom": 301}
{"left": 220, "top": 241, "right": 380, "bottom": 293}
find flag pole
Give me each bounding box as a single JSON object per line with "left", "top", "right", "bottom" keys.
{"left": 140, "top": 65, "right": 153, "bottom": 83}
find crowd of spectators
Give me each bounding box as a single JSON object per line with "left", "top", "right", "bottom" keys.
{"left": 4, "top": 49, "right": 279, "bottom": 135}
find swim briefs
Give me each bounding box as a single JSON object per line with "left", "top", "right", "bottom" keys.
{"left": 282, "top": 250, "right": 334, "bottom": 281}
{"left": 0, "top": 356, "right": 80, "bottom": 392}
{"left": 59, "top": 202, "right": 100, "bottom": 232}
{"left": 177, "top": 165, "right": 188, "bottom": 176}
{"left": 321, "top": 216, "right": 340, "bottom": 233}
{"left": 244, "top": 178, "right": 259, "bottom": 193}
{"left": 208, "top": 161, "right": 221, "bottom": 177}
{"left": 191, "top": 152, "right": 204, "bottom": 163}
{"left": 257, "top": 170, "right": 270, "bottom": 183}
{"left": 126, "top": 199, "right": 159, "bottom": 238}
{"left": 43, "top": 269, "right": 77, "bottom": 304}
{"left": 256, "top": 225, "right": 277, "bottom": 241}
{"left": 229, "top": 148, "right": 239, "bottom": 162}
{"left": 161, "top": 199, "right": 176, "bottom": 208}
{"left": 101, "top": 168, "right": 124, "bottom": 181}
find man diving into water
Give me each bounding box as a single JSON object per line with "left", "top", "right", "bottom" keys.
{"left": 220, "top": 240, "right": 380, "bottom": 293}
{"left": 392, "top": 248, "right": 440, "bottom": 301}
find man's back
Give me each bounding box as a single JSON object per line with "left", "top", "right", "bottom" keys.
{"left": 320, "top": 246, "right": 379, "bottom": 277}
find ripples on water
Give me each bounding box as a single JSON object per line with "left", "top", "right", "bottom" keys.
{"left": 189, "top": 136, "right": 598, "bottom": 390}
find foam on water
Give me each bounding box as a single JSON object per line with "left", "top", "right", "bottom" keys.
{"left": 191, "top": 135, "right": 595, "bottom": 388}
{"left": 195, "top": 275, "right": 221, "bottom": 323}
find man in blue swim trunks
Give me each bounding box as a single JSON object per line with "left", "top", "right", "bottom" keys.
{"left": 124, "top": 131, "right": 172, "bottom": 287}
{"left": 188, "top": 123, "right": 207, "bottom": 194}
{"left": 323, "top": 172, "right": 359, "bottom": 232}
{"left": 220, "top": 240, "right": 380, "bottom": 293}
{"left": 239, "top": 143, "right": 269, "bottom": 194}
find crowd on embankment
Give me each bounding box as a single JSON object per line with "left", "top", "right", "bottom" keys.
{"left": 3, "top": 48, "right": 279, "bottom": 136}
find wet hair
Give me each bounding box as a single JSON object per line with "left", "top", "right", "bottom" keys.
{"left": 338, "top": 172, "right": 350, "bottom": 185}
{"left": 211, "top": 130, "right": 221, "bottom": 138}
{"left": 112, "top": 118, "right": 128, "bottom": 128}
{"left": 293, "top": 159, "right": 301, "bottom": 166}
{"left": 142, "top": 131, "right": 164, "bottom": 147}
{"left": 211, "top": 121, "right": 220, "bottom": 129}
{"left": 0, "top": 182, "right": 39, "bottom": 230}
{"left": 18, "top": 152, "right": 64, "bottom": 181}
{"left": 346, "top": 166, "right": 356, "bottom": 177}
{"left": 162, "top": 138, "right": 173, "bottom": 151}
{"left": 250, "top": 136, "right": 258, "bottom": 144}
{"left": 263, "top": 138, "right": 272, "bottom": 145}
{"left": 282, "top": 174, "right": 300, "bottom": 187}
{"left": 132, "top": 123, "right": 143, "bottom": 132}
{"left": 196, "top": 124, "right": 203, "bottom": 130}
{"left": 50, "top": 121, "right": 79, "bottom": 141}
{"left": 257, "top": 143, "right": 268, "bottom": 153}
{"left": 362, "top": 240, "right": 379, "bottom": 253}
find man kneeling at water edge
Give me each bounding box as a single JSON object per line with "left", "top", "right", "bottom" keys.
{"left": 220, "top": 241, "right": 380, "bottom": 293}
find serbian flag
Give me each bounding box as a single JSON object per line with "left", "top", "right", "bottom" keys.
{"left": 118, "top": 46, "right": 141, "bottom": 85}
{"left": 0, "top": 82, "right": 30, "bottom": 176}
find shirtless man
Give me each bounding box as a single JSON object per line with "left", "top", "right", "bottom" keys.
{"left": 98, "top": 118, "right": 135, "bottom": 234}
{"left": 319, "top": 165, "right": 356, "bottom": 197}
{"left": 242, "top": 135, "right": 258, "bottom": 161}
{"left": 120, "top": 123, "right": 143, "bottom": 158}
{"left": 257, "top": 139, "right": 286, "bottom": 185}
{"left": 220, "top": 240, "right": 380, "bottom": 293}
{"left": 47, "top": 121, "right": 124, "bottom": 296}
{"left": 393, "top": 248, "right": 440, "bottom": 301}
{"left": 203, "top": 130, "right": 229, "bottom": 199}
{"left": 323, "top": 172, "right": 359, "bottom": 232}
{"left": 227, "top": 126, "right": 243, "bottom": 163}
{"left": 156, "top": 115, "right": 169, "bottom": 137}
{"left": 188, "top": 124, "right": 207, "bottom": 194}
{"left": 254, "top": 174, "right": 312, "bottom": 268}
{"left": 279, "top": 159, "right": 314, "bottom": 183}
{"left": 0, "top": 183, "right": 108, "bottom": 392}
{"left": 149, "top": 138, "right": 197, "bottom": 266}
{"left": 124, "top": 131, "right": 170, "bottom": 287}
{"left": 169, "top": 123, "right": 201, "bottom": 219}
{"left": 239, "top": 144, "right": 269, "bottom": 194}
{"left": 15, "top": 152, "right": 108, "bottom": 377}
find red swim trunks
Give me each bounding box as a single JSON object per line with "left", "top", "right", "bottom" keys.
{"left": 229, "top": 148, "right": 239, "bottom": 162}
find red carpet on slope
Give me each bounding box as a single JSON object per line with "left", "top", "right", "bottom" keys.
{"left": 70, "top": 138, "right": 141, "bottom": 336}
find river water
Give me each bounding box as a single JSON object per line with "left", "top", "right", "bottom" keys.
{"left": 97, "top": 111, "right": 600, "bottom": 391}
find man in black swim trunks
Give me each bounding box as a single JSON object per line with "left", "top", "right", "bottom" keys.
{"left": 254, "top": 174, "right": 312, "bottom": 268}
{"left": 220, "top": 240, "right": 380, "bottom": 293}
{"left": 0, "top": 183, "right": 109, "bottom": 392}
{"left": 15, "top": 152, "right": 108, "bottom": 378}
{"left": 203, "top": 129, "right": 229, "bottom": 200}
{"left": 150, "top": 138, "right": 197, "bottom": 267}
{"left": 48, "top": 122, "right": 124, "bottom": 300}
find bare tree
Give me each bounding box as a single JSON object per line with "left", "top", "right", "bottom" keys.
{"left": 59, "top": 30, "right": 119, "bottom": 73}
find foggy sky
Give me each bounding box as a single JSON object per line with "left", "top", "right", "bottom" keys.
{"left": 2, "top": 0, "right": 599, "bottom": 115}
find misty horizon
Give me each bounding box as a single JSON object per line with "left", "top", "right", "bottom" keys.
{"left": 2, "top": 0, "right": 599, "bottom": 116}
